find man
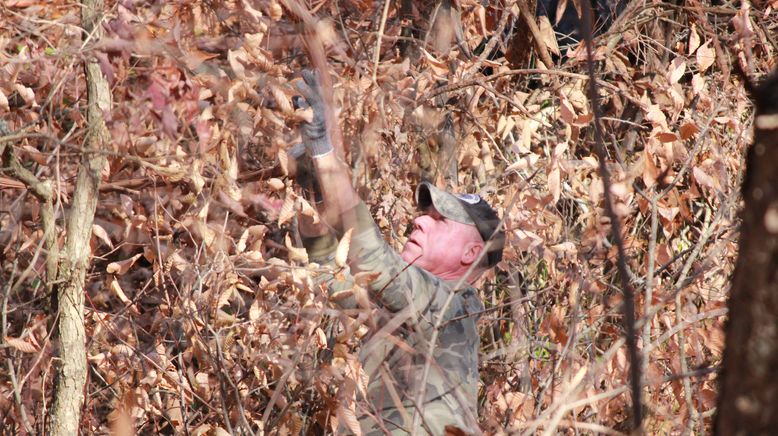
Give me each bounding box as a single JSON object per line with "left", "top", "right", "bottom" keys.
{"left": 293, "top": 71, "right": 505, "bottom": 434}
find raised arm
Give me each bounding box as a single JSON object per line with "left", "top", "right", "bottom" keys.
{"left": 295, "top": 71, "right": 360, "bottom": 234}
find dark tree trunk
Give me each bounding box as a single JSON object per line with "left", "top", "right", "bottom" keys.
{"left": 715, "top": 69, "right": 778, "bottom": 434}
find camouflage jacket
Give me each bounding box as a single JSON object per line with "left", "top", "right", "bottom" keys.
{"left": 304, "top": 201, "right": 484, "bottom": 435}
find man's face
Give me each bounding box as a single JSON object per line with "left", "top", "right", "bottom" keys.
{"left": 400, "top": 207, "right": 484, "bottom": 280}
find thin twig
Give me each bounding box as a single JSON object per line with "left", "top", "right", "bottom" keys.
{"left": 371, "top": 0, "right": 392, "bottom": 84}
{"left": 425, "top": 68, "right": 644, "bottom": 108}
{"left": 516, "top": 0, "right": 554, "bottom": 68}
{"left": 579, "top": 2, "right": 642, "bottom": 430}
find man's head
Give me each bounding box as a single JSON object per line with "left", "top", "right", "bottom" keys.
{"left": 400, "top": 182, "right": 505, "bottom": 281}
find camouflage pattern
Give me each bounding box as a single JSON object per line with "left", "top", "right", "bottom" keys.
{"left": 304, "top": 202, "right": 484, "bottom": 434}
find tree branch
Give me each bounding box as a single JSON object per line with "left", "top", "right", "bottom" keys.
{"left": 579, "top": 2, "right": 642, "bottom": 431}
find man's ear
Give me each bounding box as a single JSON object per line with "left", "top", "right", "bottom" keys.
{"left": 461, "top": 241, "right": 484, "bottom": 266}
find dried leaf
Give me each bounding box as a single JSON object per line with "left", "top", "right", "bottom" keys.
{"left": 92, "top": 224, "right": 114, "bottom": 249}
{"left": 688, "top": 23, "right": 701, "bottom": 55}
{"left": 4, "top": 336, "right": 38, "bottom": 353}
{"left": 696, "top": 40, "right": 716, "bottom": 73}
{"left": 278, "top": 189, "right": 296, "bottom": 226}
{"left": 267, "top": 178, "right": 285, "bottom": 191}
{"left": 314, "top": 327, "right": 327, "bottom": 348}
{"left": 268, "top": 0, "right": 283, "bottom": 20}
{"left": 538, "top": 15, "right": 560, "bottom": 56}
{"left": 0, "top": 90, "right": 8, "bottom": 112}
{"left": 109, "top": 276, "right": 133, "bottom": 305}
{"left": 680, "top": 121, "right": 700, "bottom": 140}
{"left": 336, "top": 405, "right": 362, "bottom": 436}
{"left": 655, "top": 132, "right": 679, "bottom": 143}
{"left": 106, "top": 253, "right": 142, "bottom": 275}
{"left": 270, "top": 84, "right": 292, "bottom": 115}
{"left": 693, "top": 166, "right": 717, "bottom": 190}
{"left": 285, "top": 234, "right": 309, "bottom": 263}
{"left": 667, "top": 57, "right": 686, "bottom": 84}
{"left": 335, "top": 228, "right": 353, "bottom": 268}
{"left": 548, "top": 165, "right": 560, "bottom": 204}
{"left": 13, "top": 83, "right": 37, "bottom": 106}
{"left": 299, "top": 197, "right": 319, "bottom": 224}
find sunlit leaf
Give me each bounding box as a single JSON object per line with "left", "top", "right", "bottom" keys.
{"left": 106, "top": 254, "right": 142, "bottom": 275}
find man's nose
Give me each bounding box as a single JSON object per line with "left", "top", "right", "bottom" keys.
{"left": 413, "top": 215, "right": 431, "bottom": 232}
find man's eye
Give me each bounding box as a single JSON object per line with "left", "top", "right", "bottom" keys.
{"left": 404, "top": 222, "right": 413, "bottom": 236}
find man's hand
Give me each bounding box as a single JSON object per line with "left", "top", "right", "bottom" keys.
{"left": 295, "top": 70, "right": 333, "bottom": 157}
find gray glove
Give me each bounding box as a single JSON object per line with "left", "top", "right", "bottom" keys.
{"left": 295, "top": 70, "right": 333, "bottom": 157}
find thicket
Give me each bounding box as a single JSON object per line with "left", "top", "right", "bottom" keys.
{"left": 1, "top": 0, "right": 776, "bottom": 434}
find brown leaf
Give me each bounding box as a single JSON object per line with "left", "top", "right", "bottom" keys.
{"left": 688, "top": 23, "right": 701, "bottom": 55}
{"left": 0, "top": 90, "right": 8, "bottom": 112}
{"left": 13, "top": 83, "right": 37, "bottom": 107}
{"left": 314, "top": 327, "right": 327, "bottom": 349}
{"left": 693, "top": 166, "right": 717, "bottom": 190}
{"left": 655, "top": 132, "right": 679, "bottom": 143}
{"left": 285, "top": 233, "right": 308, "bottom": 263}
{"left": 109, "top": 277, "right": 133, "bottom": 306}
{"left": 667, "top": 57, "right": 686, "bottom": 84}
{"left": 4, "top": 336, "right": 38, "bottom": 353}
{"left": 267, "top": 178, "right": 285, "bottom": 191}
{"left": 680, "top": 121, "right": 700, "bottom": 140}
{"left": 336, "top": 405, "right": 362, "bottom": 436}
{"left": 696, "top": 40, "right": 716, "bottom": 73}
{"left": 106, "top": 253, "right": 142, "bottom": 275}
{"left": 548, "top": 165, "right": 561, "bottom": 204}
{"left": 278, "top": 189, "right": 296, "bottom": 226}
{"left": 335, "top": 228, "right": 353, "bottom": 268}
{"left": 92, "top": 224, "right": 114, "bottom": 249}
{"left": 538, "top": 15, "right": 560, "bottom": 56}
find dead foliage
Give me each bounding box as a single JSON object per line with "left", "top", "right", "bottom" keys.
{"left": 1, "top": 0, "right": 776, "bottom": 434}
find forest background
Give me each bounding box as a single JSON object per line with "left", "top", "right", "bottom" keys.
{"left": 1, "top": 0, "right": 776, "bottom": 434}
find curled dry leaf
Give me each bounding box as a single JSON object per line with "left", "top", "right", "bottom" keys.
{"left": 285, "top": 233, "right": 309, "bottom": 263}
{"left": 267, "top": 177, "right": 285, "bottom": 191}
{"left": 92, "top": 224, "right": 114, "bottom": 249}
{"left": 109, "top": 276, "right": 133, "bottom": 306}
{"left": 13, "top": 83, "right": 37, "bottom": 106}
{"left": 106, "top": 253, "right": 143, "bottom": 275}
{"left": 299, "top": 197, "right": 319, "bottom": 224}
{"left": 268, "top": 0, "right": 283, "bottom": 20}
{"left": 335, "top": 228, "right": 353, "bottom": 268}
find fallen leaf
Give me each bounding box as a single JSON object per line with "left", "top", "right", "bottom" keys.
{"left": 285, "top": 233, "right": 308, "bottom": 263}
{"left": 688, "top": 23, "right": 701, "bottom": 55}
{"left": 696, "top": 40, "right": 716, "bottom": 73}
{"left": 109, "top": 276, "right": 133, "bottom": 305}
{"left": 667, "top": 57, "right": 686, "bottom": 84}
{"left": 106, "top": 253, "right": 143, "bottom": 275}
{"left": 92, "top": 224, "right": 114, "bottom": 249}
{"left": 335, "top": 228, "right": 353, "bottom": 268}
{"left": 4, "top": 336, "right": 38, "bottom": 353}
{"left": 679, "top": 121, "right": 699, "bottom": 140}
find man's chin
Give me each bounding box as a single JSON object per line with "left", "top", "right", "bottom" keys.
{"left": 401, "top": 249, "right": 423, "bottom": 265}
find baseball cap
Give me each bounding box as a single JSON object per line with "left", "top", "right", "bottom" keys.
{"left": 415, "top": 182, "right": 505, "bottom": 267}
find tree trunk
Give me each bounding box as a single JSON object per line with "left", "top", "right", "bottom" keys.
{"left": 49, "top": 0, "right": 110, "bottom": 433}
{"left": 715, "top": 69, "right": 778, "bottom": 434}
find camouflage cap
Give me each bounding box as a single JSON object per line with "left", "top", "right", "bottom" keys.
{"left": 415, "top": 182, "right": 505, "bottom": 267}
